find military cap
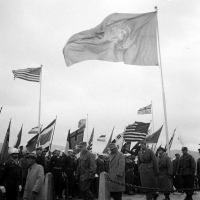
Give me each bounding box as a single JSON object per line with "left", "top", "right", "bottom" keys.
{"left": 182, "top": 147, "right": 188, "bottom": 151}
{"left": 53, "top": 148, "right": 61, "bottom": 153}
{"left": 68, "top": 149, "right": 74, "bottom": 152}
{"left": 109, "top": 143, "right": 117, "bottom": 150}
{"left": 36, "top": 146, "right": 42, "bottom": 150}
{"left": 175, "top": 153, "right": 180, "bottom": 156}
{"left": 157, "top": 146, "right": 166, "bottom": 152}
{"left": 26, "top": 153, "right": 37, "bottom": 159}
{"left": 77, "top": 142, "right": 87, "bottom": 148}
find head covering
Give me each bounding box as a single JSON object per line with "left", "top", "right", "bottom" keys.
{"left": 9, "top": 148, "right": 19, "bottom": 155}
{"left": 36, "top": 146, "right": 42, "bottom": 150}
{"left": 140, "top": 140, "right": 147, "bottom": 145}
{"left": 22, "top": 150, "right": 30, "bottom": 156}
{"left": 157, "top": 146, "right": 166, "bottom": 152}
{"left": 182, "top": 147, "right": 188, "bottom": 151}
{"left": 53, "top": 148, "right": 61, "bottom": 153}
{"left": 68, "top": 149, "right": 74, "bottom": 152}
{"left": 77, "top": 142, "right": 87, "bottom": 148}
{"left": 175, "top": 153, "right": 180, "bottom": 156}
{"left": 109, "top": 143, "right": 117, "bottom": 150}
{"left": 26, "top": 153, "right": 37, "bottom": 159}
{"left": 198, "top": 149, "right": 200, "bottom": 151}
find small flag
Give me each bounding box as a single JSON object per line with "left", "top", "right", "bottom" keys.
{"left": 111, "top": 132, "right": 124, "bottom": 151}
{"left": 102, "top": 126, "right": 115, "bottom": 154}
{"left": 0, "top": 120, "right": 11, "bottom": 163}
{"left": 124, "top": 121, "right": 150, "bottom": 142}
{"left": 97, "top": 135, "right": 106, "bottom": 142}
{"left": 165, "top": 128, "right": 176, "bottom": 151}
{"left": 64, "top": 129, "right": 71, "bottom": 155}
{"left": 0, "top": 106, "right": 2, "bottom": 114}
{"left": 28, "top": 126, "right": 42, "bottom": 134}
{"left": 12, "top": 67, "right": 41, "bottom": 82}
{"left": 131, "top": 142, "right": 141, "bottom": 156}
{"left": 87, "top": 128, "right": 94, "bottom": 151}
{"left": 146, "top": 125, "right": 163, "bottom": 144}
{"left": 63, "top": 12, "right": 158, "bottom": 66}
{"left": 138, "top": 104, "right": 152, "bottom": 115}
{"left": 78, "top": 119, "right": 86, "bottom": 128}
{"left": 13, "top": 125, "right": 23, "bottom": 149}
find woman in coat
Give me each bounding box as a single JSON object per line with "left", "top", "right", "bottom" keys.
{"left": 108, "top": 143, "right": 125, "bottom": 200}
{"left": 23, "top": 153, "right": 46, "bottom": 200}
{"left": 138, "top": 140, "right": 159, "bottom": 200}
{"left": 157, "top": 147, "right": 173, "bottom": 200}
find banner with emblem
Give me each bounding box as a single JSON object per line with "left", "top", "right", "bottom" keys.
{"left": 64, "top": 12, "right": 158, "bottom": 67}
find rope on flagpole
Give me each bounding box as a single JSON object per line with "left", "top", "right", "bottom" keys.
{"left": 155, "top": 7, "right": 170, "bottom": 157}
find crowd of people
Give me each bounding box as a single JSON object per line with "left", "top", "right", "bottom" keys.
{"left": 0, "top": 140, "right": 200, "bottom": 200}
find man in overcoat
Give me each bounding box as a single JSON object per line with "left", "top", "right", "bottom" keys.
{"left": 77, "top": 142, "right": 96, "bottom": 200}
{"left": 177, "top": 147, "right": 196, "bottom": 200}
{"left": 108, "top": 143, "right": 125, "bottom": 200}
{"left": 23, "top": 153, "right": 46, "bottom": 200}
{"left": 172, "top": 153, "right": 180, "bottom": 190}
{"left": 157, "top": 147, "right": 173, "bottom": 200}
{"left": 138, "top": 140, "right": 159, "bottom": 200}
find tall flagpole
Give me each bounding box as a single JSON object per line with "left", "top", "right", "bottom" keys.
{"left": 87, "top": 114, "right": 88, "bottom": 143}
{"left": 151, "top": 101, "right": 155, "bottom": 133}
{"left": 37, "top": 65, "right": 42, "bottom": 146}
{"left": 155, "top": 7, "right": 170, "bottom": 156}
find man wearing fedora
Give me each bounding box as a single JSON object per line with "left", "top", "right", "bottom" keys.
{"left": 77, "top": 142, "right": 96, "bottom": 200}
{"left": 23, "top": 153, "right": 46, "bottom": 200}
{"left": 157, "top": 147, "right": 173, "bottom": 200}
{"left": 177, "top": 147, "right": 196, "bottom": 200}
{"left": 108, "top": 143, "right": 125, "bottom": 200}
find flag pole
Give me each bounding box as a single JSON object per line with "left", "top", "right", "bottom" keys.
{"left": 151, "top": 101, "right": 155, "bottom": 133}
{"left": 37, "top": 65, "right": 42, "bottom": 146}
{"left": 49, "top": 116, "right": 57, "bottom": 152}
{"left": 155, "top": 7, "right": 170, "bottom": 156}
{"left": 87, "top": 114, "right": 88, "bottom": 143}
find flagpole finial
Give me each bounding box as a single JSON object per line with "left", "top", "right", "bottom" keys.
{"left": 154, "top": 6, "right": 158, "bottom": 11}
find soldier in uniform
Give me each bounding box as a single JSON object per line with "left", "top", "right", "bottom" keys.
{"left": 63, "top": 149, "right": 77, "bottom": 199}
{"left": 49, "top": 148, "right": 63, "bottom": 199}
{"left": 172, "top": 153, "right": 180, "bottom": 190}
{"left": 196, "top": 149, "right": 200, "bottom": 188}
{"left": 157, "top": 147, "right": 173, "bottom": 200}
{"left": 1, "top": 148, "right": 22, "bottom": 200}
{"left": 138, "top": 140, "right": 159, "bottom": 200}
{"left": 19, "top": 149, "right": 30, "bottom": 197}
{"left": 77, "top": 142, "right": 96, "bottom": 200}
{"left": 177, "top": 147, "right": 196, "bottom": 200}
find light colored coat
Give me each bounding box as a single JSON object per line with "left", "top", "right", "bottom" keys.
{"left": 23, "top": 163, "right": 46, "bottom": 200}
{"left": 109, "top": 150, "right": 125, "bottom": 192}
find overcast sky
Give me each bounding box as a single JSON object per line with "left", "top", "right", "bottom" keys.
{"left": 0, "top": 0, "right": 200, "bottom": 154}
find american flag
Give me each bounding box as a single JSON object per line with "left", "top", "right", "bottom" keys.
{"left": 87, "top": 128, "right": 94, "bottom": 151}
{"left": 12, "top": 67, "right": 41, "bottom": 82}
{"left": 138, "top": 104, "right": 151, "bottom": 115}
{"left": 124, "top": 121, "right": 150, "bottom": 142}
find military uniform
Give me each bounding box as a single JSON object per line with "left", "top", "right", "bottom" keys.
{"left": 49, "top": 155, "right": 63, "bottom": 198}
{"left": 19, "top": 156, "right": 29, "bottom": 196}
{"left": 2, "top": 158, "right": 21, "bottom": 200}
{"left": 177, "top": 150, "right": 196, "bottom": 199}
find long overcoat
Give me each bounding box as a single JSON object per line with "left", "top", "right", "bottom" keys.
{"left": 157, "top": 153, "right": 173, "bottom": 190}
{"left": 23, "top": 163, "right": 46, "bottom": 200}
{"left": 109, "top": 150, "right": 125, "bottom": 192}
{"left": 138, "top": 148, "right": 159, "bottom": 188}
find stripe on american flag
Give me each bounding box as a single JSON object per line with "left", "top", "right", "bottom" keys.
{"left": 12, "top": 67, "right": 41, "bottom": 82}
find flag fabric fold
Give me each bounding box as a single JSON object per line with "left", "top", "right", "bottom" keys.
{"left": 165, "top": 128, "right": 176, "bottom": 150}
{"left": 12, "top": 67, "right": 41, "bottom": 82}
{"left": 0, "top": 120, "right": 11, "bottom": 164}
{"left": 138, "top": 104, "right": 152, "bottom": 115}
{"left": 63, "top": 12, "right": 158, "bottom": 67}
{"left": 65, "top": 129, "right": 71, "bottom": 155}
{"left": 78, "top": 119, "right": 86, "bottom": 128}
{"left": 97, "top": 135, "right": 106, "bottom": 142}
{"left": 102, "top": 127, "right": 115, "bottom": 154}
{"left": 111, "top": 132, "right": 124, "bottom": 151}
{"left": 87, "top": 128, "right": 94, "bottom": 151}
{"left": 124, "top": 121, "right": 150, "bottom": 142}
{"left": 146, "top": 125, "right": 163, "bottom": 144}
{"left": 13, "top": 125, "right": 23, "bottom": 148}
